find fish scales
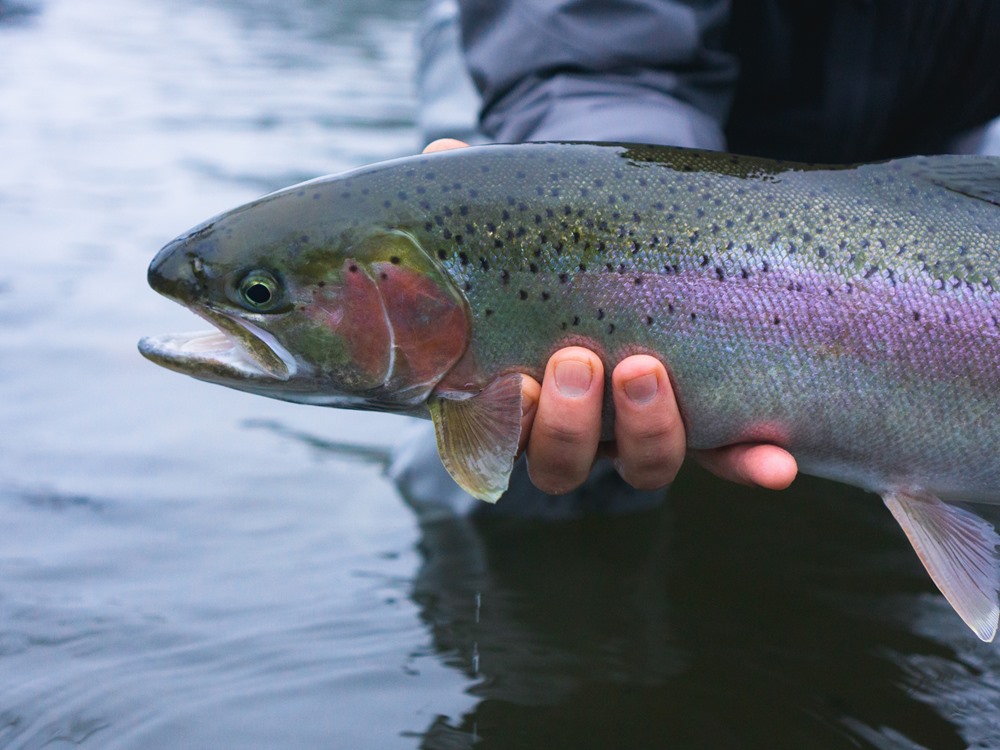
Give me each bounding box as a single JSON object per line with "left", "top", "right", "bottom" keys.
{"left": 356, "top": 145, "right": 1000, "bottom": 501}
{"left": 140, "top": 143, "right": 1000, "bottom": 640}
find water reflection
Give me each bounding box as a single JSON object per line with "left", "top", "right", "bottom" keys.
{"left": 403, "top": 467, "right": 999, "bottom": 749}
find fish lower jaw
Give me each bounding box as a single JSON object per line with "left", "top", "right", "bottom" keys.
{"left": 138, "top": 329, "right": 281, "bottom": 381}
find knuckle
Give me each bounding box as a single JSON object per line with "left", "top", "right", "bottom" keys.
{"left": 618, "top": 411, "right": 683, "bottom": 448}
{"left": 538, "top": 419, "right": 594, "bottom": 446}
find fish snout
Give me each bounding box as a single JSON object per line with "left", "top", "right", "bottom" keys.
{"left": 147, "top": 234, "right": 212, "bottom": 302}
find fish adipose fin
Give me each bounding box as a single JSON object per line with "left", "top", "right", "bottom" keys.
{"left": 428, "top": 373, "right": 523, "bottom": 503}
{"left": 883, "top": 489, "right": 1000, "bottom": 641}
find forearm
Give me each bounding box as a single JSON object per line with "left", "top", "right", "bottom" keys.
{"left": 458, "top": 0, "right": 737, "bottom": 147}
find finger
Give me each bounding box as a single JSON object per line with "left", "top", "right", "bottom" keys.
{"left": 526, "top": 347, "right": 604, "bottom": 494}
{"left": 611, "top": 355, "right": 686, "bottom": 489}
{"left": 422, "top": 138, "right": 469, "bottom": 154}
{"left": 692, "top": 443, "right": 798, "bottom": 490}
{"left": 518, "top": 374, "right": 541, "bottom": 456}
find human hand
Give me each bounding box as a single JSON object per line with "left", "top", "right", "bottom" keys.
{"left": 516, "top": 347, "right": 797, "bottom": 494}
{"left": 422, "top": 139, "right": 798, "bottom": 495}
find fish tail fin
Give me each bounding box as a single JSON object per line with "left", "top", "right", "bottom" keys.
{"left": 883, "top": 489, "right": 1000, "bottom": 642}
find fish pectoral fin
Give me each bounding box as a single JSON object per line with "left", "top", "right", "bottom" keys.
{"left": 428, "top": 373, "right": 523, "bottom": 503}
{"left": 883, "top": 489, "right": 1000, "bottom": 641}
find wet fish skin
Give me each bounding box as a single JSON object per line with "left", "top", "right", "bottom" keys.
{"left": 140, "top": 142, "right": 1000, "bottom": 640}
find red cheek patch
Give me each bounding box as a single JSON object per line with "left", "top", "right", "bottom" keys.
{"left": 309, "top": 261, "right": 391, "bottom": 385}
{"left": 372, "top": 261, "right": 470, "bottom": 387}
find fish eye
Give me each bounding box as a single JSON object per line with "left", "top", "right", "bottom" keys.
{"left": 238, "top": 271, "right": 282, "bottom": 312}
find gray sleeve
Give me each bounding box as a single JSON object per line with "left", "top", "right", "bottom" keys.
{"left": 458, "top": 0, "right": 737, "bottom": 148}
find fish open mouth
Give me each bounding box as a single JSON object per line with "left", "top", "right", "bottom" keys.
{"left": 138, "top": 307, "right": 297, "bottom": 382}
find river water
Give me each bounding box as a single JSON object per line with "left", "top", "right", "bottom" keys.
{"left": 2, "top": 1, "right": 1000, "bottom": 748}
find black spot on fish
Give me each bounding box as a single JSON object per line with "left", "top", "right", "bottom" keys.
{"left": 541, "top": 291, "right": 550, "bottom": 301}
{"left": 597, "top": 309, "right": 605, "bottom": 320}
{"left": 437, "top": 249, "right": 447, "bottom": 260}
{"left": 529, "top": 263, "right": 539, "bottom": 273}
{"left": 607, "top": 323, "right": 615, "bottom": 334}
{"left": 480, "top": 257, "right": 489, "bottom": 270}
{"left": 690, "top": 312, "right": 697, "bottom": 320}
{"left": 668, "top": 303, "right": 675, "bottom": 314}
{"left": 349, "top": 265, "right": 358, "bottom": 273}
{"left": 773, "top": 314, "right": 780, "bottom": 325}
{"left": 501, "top": 270, "right": 510, "bottom": 285}
{"left": 572, "top": 315, "right": 580, "bottom": 326}
{"left": 645, "top": 316, "right": 653, "bottom": 325}
{"left": 459, "top": 252, "right": 469, "bottom": 265}
{"left": 485, "top": 309, "right": 494, "bottom": 316}
{"left": 317, "top": 281, "right": 326, "bottom": 287}
{"left": 715, "top": 267, "right": 725, "bottom": 281}
{"left": 913, "top": 311, "right": 921, "bottom": 321}
{"left": 559, "top": 273, "right": 569, "bottom": 284}
{"left": 390, "top": 256, "right": 401, "bottom": 264}
{"left": 518, "top": 289, "right": 528, "bottom": 300}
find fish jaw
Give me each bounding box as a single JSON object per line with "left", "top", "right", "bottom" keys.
{"left": 138, "top": 305, "right": 298, "bottom": 386}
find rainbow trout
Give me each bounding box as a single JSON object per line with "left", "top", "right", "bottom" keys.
{"left": 140, "top": 143, "right": 1000, "bottom": 640}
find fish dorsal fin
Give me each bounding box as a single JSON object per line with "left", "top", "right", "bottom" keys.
{"left": 914, "top": 156, "right": 1000, "bottom": 207}
{"left": 428, "top": 373, "right": 523, "bottom": 503}
{"left": 883, "top": 489, "right": 1000, "bottom": 641}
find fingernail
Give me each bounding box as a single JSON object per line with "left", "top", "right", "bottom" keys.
{"left": 624, "top": 372, "right": 658, "bottom": 405}
{"left": 555, "top": 359, "right": 593, "bottom": 397}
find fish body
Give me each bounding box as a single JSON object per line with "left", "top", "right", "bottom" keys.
{"left": 140, "top": 143, "right": 1000, "bottom": 640}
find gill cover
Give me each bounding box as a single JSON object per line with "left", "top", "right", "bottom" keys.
{"left": 305, "top": 230, "right": 471, "bottom": 405}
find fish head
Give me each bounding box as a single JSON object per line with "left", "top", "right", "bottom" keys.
{"left": 139, "top": 185, "right": 471, "bottom": 412}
